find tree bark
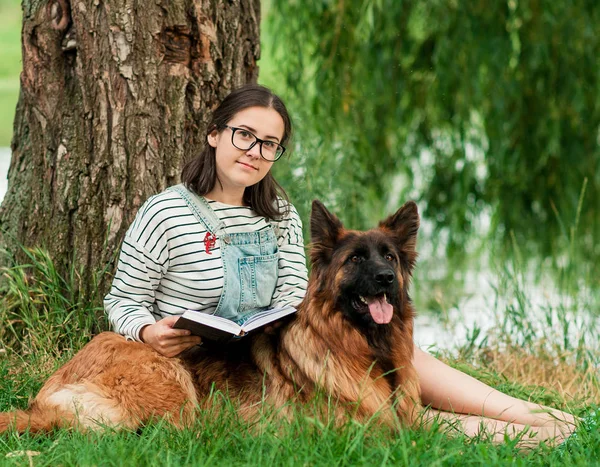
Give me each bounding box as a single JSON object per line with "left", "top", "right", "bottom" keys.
{"left": 0, "top": 0, "right": 261, "bottom": 294}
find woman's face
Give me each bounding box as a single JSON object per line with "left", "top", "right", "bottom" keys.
{"left": 208, "top": 106, "right": 285, "bottom": 196}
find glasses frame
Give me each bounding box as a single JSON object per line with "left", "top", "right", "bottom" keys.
{"left": 224, "top": 125, "right": 286, "bottom": 162}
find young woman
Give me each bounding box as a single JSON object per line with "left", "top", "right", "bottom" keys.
{"left": 104, "top": 85, "right": 307, "bottom": 356}
{"left": 104, "top": 84, "right": 576, "bottom": 447}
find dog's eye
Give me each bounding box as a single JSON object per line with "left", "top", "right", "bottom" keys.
{"left": 384, "top": 253, "right": 395, "bottom": 262}
{"left": 350, "top": 255, "right": 362, "bottom": 263}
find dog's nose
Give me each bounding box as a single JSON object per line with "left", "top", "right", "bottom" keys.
{"left": 375, "top": 270, "right": 395, "bottom": 285}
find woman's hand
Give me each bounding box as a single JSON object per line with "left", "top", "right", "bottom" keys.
{"left": 140, "top": 316, "right": 202, "bottom": 357}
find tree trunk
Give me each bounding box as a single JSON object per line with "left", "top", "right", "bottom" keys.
{"left": 0, "top": 0, "right": 261, "bottom": 294}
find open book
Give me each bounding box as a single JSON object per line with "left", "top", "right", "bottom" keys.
{"left": 173, "top": 305, "right": 296, "bottom": 343}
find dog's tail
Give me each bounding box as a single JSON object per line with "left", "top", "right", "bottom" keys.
{"left": 0, "top": 404, "right": 61, "bottom": 433}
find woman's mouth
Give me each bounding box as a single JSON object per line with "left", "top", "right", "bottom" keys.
{"left": 237, "top": 161, "right": 258, "bottom": 171}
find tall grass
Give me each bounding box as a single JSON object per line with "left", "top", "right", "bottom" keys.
{"left": 0, "top": 246, "right": 105, "bottom": 358}
{"left": 0, "top": 243, "right": 598, "bottom": 465}
{"left": 0, "top": 390, "right": 597, "bottom": 466}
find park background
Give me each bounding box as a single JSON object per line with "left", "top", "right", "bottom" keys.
{"left": 0, "top": 0, "right": 599, "bottom": 464}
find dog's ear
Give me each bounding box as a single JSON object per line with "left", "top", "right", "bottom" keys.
{"left": 379, "top": 201, "right": 420, "bottom": 255}
{"left": 310, "top": 200, "right": 343, "bottom": 263}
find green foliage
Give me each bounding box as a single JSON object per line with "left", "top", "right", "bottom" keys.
{"left": 265, "top": 0, "right": 600, "bottom": 267}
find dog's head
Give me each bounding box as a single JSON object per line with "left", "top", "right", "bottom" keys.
{"left": 308, "top": 200, "right": 419, "bottom": 328}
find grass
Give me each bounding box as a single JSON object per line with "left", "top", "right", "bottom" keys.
{"left": 0, "top": 0, "right": 21, "bottom": 147}
{"left": 0, "top": 246, "right": 598, "bottom": 466}
{"left": 0, "top": 377, "right": 596, "bottom": 467}
{"left": 0, "top": 414, "right": 547, "bottom": 466}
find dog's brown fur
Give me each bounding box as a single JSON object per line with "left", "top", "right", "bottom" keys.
{"left": 0, "top": 200, "right": 422, "bottom": 433}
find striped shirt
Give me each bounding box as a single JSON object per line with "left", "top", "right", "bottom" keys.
{"left": 104, "top": 189, "right": 308, "bottom": 341}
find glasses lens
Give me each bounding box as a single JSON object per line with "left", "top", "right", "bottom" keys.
{"left": 232, "top": 129, "right": 256, "bottom": 150}
{"left": 260, "top": 141, "right": 284, "bottom": 161}
{"left": 230, "top": 127, "right": 285, "bottom": 161}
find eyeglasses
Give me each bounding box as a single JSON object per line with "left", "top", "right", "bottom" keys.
{"left": 224, "top": 125, "right": 286, "bottom": 162}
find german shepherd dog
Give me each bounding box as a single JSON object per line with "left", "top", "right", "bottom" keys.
{"left": 0, "top": 200, "right": 422, "bottom": 433}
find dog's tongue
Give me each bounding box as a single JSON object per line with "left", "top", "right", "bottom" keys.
{"left": 367, "top": 296, "right": 393, "bottom": 324}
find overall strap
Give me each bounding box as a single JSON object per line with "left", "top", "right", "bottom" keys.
{"left": 168, "top": 184, "right": 226, "bottom": 235}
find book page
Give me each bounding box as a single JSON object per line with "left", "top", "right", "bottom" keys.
{"left": 179, "top": 310, "right": 242, "bottom": 335}
{"left": 241, "top": 306, "right": 296, "bottom": 333}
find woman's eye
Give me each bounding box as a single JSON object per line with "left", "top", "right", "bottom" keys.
{"left": 239, "top": 130, "right": 253, "bottom": 139}
{"left": 385, "top": 253, "right": 394, "bottom": 262}
{"left": 263, "top": 141, "right": 275, "bottom": 149}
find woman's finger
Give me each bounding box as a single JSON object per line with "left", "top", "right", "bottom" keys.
{"left": 160, "top": 334, "right": 201, "bottom": 345}
{"left": 160, "top": 315, "right": 181, "bottom": 327}
{"left": 163, "top": 340, "right": 202, "bottom": 357}
{"left": 158, "top": 335, "right": 201, "bottom": 351}
{"left": 160, "top": 327, "right": 193, "bottom": 339}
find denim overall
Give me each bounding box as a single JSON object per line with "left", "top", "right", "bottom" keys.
{"left": 169, "top": 184, "right": 279, "bottom": 324}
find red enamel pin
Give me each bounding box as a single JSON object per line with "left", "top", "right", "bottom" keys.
{"left": 204, "top": 232, "right": 217, "bottom": 254}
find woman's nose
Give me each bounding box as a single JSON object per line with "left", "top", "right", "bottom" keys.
{"left": 246, "top": 143, "right": 262, "bottom": 158}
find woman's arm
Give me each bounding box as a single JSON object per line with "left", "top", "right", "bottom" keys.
{"left": 270, "top": 203, "right": 309, "bottom": 309}
{"left": 104, "top": 235, "right": 163, "bottom": 340}
{"left": 105, "top": 234, "right": 201, "bottom": 355}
